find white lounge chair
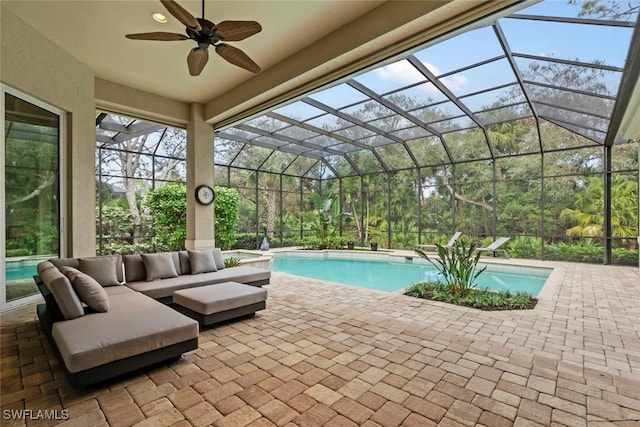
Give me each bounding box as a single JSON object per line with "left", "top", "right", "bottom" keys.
{"left": 477, "top": 237, "right": 511, "bottom": 258}
{"left": 417, "top": 231, "right": 462, "bottom": 251}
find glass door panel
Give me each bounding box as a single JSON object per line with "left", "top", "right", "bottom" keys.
{"left": 3, "top": 91, "right": 61, "bottom": 307}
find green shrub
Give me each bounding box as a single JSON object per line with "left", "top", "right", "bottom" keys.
{"left": 300, "top": 236, "right": 347, "bottom": 250}
{"left": 144, "top": 184, "right": 240, "bottom": 251}
{"left": 232, "top": 233, "right": 259, "bottom": 250}
{"left": 214, "top": 187, "right": 239, "bottom": 250}
{"left": 612, "top": 248, "right": 639, "bottom": 266}
{"left": 6, "top": 248, "right": 30, "bottom": 257}
{"left": 144, "top": 183, "right": 187, "bottom": 251}
{"left": 509, "top": 236, "right": 541, "bottom": 259}
{"left": 99, "top": 240, "right": 155, "bottom": 255}
{"left": 406, "top": 281, "right": 536, "bottom": 310}
{"left": 543, "top": 242, "right": 603, "bottom": 263}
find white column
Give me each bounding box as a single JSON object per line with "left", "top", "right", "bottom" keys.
{"left": 185, "top": 103, "right": 215, "bottom": 249}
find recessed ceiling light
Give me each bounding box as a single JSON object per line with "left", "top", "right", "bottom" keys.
{"left": 152, "top": 12, "right": 167, "bottom": 23}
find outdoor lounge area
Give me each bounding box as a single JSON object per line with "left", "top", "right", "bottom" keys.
{"left": 2, "top": 0, "right": 640, "bottom": 425}
{"left": 2, "top": 261, "right": 640, "bottom": 426}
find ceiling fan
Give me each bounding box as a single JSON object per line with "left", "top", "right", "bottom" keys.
{"left": 126, "top": 0, "right": 262, "bottom": 76}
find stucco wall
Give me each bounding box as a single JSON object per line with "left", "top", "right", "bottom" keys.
{"left": 1, "top": 6, "right": 96, "bottom": 256}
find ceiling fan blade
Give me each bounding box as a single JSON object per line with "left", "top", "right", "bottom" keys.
{"left": 215, "top": 43, "right": 261, "bottom": 73}
{"left": 160, "top": 0, "right": 201, "bottom": 31}
{"left": 187, "top": 47, "right": 209, "bottom": 76}
{"left": 214, "top": 21, "right": 262, "bottom": 41}
{"left": 125, "top": 32, "right": 188, "bottom": 41}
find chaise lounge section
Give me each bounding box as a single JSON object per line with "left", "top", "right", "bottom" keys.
{"left": 35, "top": 249, "right": 271, "bottom": 388}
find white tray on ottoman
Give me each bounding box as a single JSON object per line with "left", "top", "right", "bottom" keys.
{"left": 172, "top": 282, "right": 267, "bottom": 326}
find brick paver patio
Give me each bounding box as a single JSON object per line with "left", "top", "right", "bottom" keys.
{"left": 1, "top": 259, "right": 640, "bottom": 426}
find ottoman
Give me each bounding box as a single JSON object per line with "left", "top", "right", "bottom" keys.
{"left": 172, "top": 282, "right": 267, "bottom": 326}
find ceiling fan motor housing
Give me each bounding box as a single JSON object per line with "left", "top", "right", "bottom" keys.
{"left": 187, "top": 18, "right": 221, "bottom": 44}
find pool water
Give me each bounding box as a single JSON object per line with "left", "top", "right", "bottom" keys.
{"left": 273, "top": 255, "right": 550, "bottom": 295}
{"left": 222, "top": 252, "right": 262, "bottom": 260}
{"left": 6, "top": 262, "right": 38, "bottom": 281}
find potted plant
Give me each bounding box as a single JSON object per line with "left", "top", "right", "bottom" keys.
{"left": 347, "top": 241, "right": 355, "bottom": 250}
{"left": 368, "top": 224, "right": 382, "bottom": 251}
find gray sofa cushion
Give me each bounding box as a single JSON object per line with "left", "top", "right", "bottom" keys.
{"left": 174, "top": 282, "right": 267, "bottom": 315}
{"left": 123, "top": 254, "right": 146, "bottom": 283}
{"left": 40, "top": 267, "right": 84, "bottom": 320}
{"left": 212, "top": 248, "right": 225, "bottom": 270}
{"left": 142, "top": 252, "right": 178, "bottom": 281}
{"left": 104, "top": 285, "right": 137, "bottom": 297}
{"left": 188, "top": 250, "right": 217, "bottom": 274}
{"left": 51, "top": 291, "right": 198, "bottom": 373}
{"left": 37, "top": 260, "right": 57, "bottom": 277}
{"left": 79, "top": 256, "right": 121, "bottom": 286}
{"left": 178, "top": 251, "right": 191, "bottom": 275}
{"left": 62, "top": 267, "right": 110, "bottom": 313}
{"left": 126, "top": 266, "right": 270, "bottom": 300}
{"left": 52, "top": 255, "right": 124, "bottom": 284}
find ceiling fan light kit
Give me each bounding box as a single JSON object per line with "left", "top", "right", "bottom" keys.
{"left": 126, "top": 0, "right": 261, "bottom": 76}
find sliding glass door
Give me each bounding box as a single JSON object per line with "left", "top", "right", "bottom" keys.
{"left": 2, "top": 87, "right": 63, "bottom": 310}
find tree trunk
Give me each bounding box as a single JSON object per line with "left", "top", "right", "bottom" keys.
{"left": 124, "top": 177, "right": 142, "bottom": 241}
{"left": 265, "top": 190, "right": 276, "bottom": 236}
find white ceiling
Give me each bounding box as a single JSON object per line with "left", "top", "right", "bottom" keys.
{"left": 2, "top": 0, "right": 386, "bottom": 104}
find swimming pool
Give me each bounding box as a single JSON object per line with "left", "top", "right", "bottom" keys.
{"left": 272, "top": 253, "right": 550, "bottom": 295}
{"left": 5, "top": 260, "right": 39, "bottom": 282}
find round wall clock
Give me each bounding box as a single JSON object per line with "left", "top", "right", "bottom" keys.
{"left": 195, "top": 185, "right": 215, "bottom": 205}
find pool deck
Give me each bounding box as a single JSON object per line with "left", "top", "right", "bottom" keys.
{"left": 1, "top": 257, "right": 639, "bottom": 426}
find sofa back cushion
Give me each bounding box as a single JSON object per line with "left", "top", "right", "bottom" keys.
{"left": 212, "top": 248, "right": 225, "bottom": 270}
{"left": 123, "top": 254, "right": 146, "bottom": 283}
{"left": 79, "top": 256, "right": 121, "bottom": 286}
{"left": 188, "top": 249, "right": 217, "bottom": 274}
{"left": 39, "top": 267, "right": 84, "bottom": 320}
{"left": 62, "top": 267, "right": 110, "bottom": 313}
{"left": 178, "top": 251, "right": 191, "bottom": 275}
{"left": 141, "top": 252, "right": 179, "bottom": 281}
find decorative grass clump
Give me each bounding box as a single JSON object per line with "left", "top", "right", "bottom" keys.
{"left": 406, "top": 281, "right": 537, "bottom": 310}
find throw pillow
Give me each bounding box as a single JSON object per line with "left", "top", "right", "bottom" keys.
{"left": 78, "top": 256, "right": 121, "bottom": 286}
{"left": 211, "top": 248, "right": 225, "bottom": 270}
{"left": 141, "top": 252, "right": 178, "bottom": 281}
{"left": 64, "top": 267, "right": 110, "bottom": 313}
{"left": 188, "top": 250, "right": 217, "bottom": 274}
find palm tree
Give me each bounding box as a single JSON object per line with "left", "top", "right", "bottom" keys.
{"left": 561, "top": 176, "right": 638, "bottom": 246}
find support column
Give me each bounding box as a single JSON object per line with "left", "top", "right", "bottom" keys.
{"left": 185, "top": 103, "right": 215, "bottom": 250}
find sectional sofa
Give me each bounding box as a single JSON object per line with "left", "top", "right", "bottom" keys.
{"left": 35, "top": 249, "right": 270, "bottom": 388}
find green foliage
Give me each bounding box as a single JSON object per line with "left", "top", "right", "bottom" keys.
{"left": 6, "top": 248, "right": 30, "bottom": 257}
{"left": 612, "top": 248, "right": 639, "bottom": 265}
{"left": 406, "top": 281, "right": 536, "bottom": 310}
{"left": 509, "top": 236, "right": 541, "bottom": 259}
{"left": 300, "top": 236, "right": 347, "bottom": 250}
{"left": 231, "top": 233, "right": 259, "bottom": 250}
{"left": 561, "top": 176, "right": 638, "bottom": 239}
{"left": 144, "top": 183, "right": 187, "bottom": 251}
{"left": 214, "top": 187, "right": 240, "bottom": 250}
{"left": 100, "top": 240, "right": 155, "bottom": 255}
{"left": 301, "top": 192, "right": 348, "bottom": 250}
{"left": 223, "top": 257, "right": 242, "bottom": 268}
{"left": 416, "top": 242, "right": 486, "bottom": 297}
{"left": 143, "top": 184, "right": 240, "bottom": 251}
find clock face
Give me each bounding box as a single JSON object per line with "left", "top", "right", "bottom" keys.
{"left": 195, "top": 185, "right": 215, "bottom": 205}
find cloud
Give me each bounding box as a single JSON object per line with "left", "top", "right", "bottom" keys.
{"left": 373, "top": 60, "right": 469, "bottom": 94}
